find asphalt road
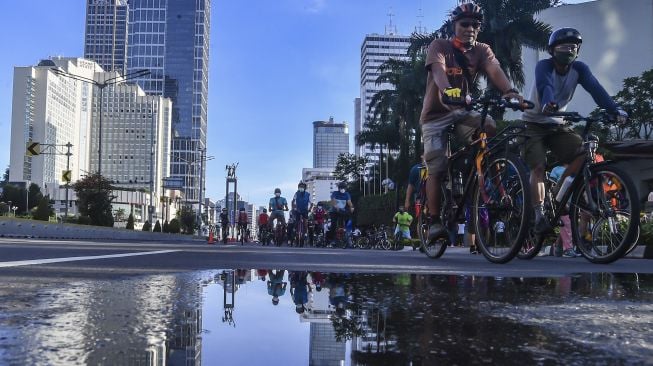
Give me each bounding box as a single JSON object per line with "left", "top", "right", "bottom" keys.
{"left": 0, "top": 237, "right": 651, "bottom": 279}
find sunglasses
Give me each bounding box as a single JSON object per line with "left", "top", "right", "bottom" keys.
{"left": 458, "top": 21, "right": 481, "bottom": 29}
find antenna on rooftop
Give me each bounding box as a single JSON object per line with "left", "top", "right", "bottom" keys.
{"left": 385, "top": 7, "right": 398, "bottom": 35}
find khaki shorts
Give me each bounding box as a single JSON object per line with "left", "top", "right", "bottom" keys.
{"left": 421, "top": 110, "right": 496, "bottom": 175}
{"left": 521, "top": 123, "right": 583, "bottom": 168}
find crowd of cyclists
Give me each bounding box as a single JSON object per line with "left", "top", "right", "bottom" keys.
{"left": 210, "top": 3, "right": 640, "bottom": 264}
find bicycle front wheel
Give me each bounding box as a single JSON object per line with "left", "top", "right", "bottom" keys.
{"left": 474, "top": 153, "right": 531, "bottom": 264}
{"left": 569, "top": 164, "right": 639, "bottom": 264}
{"left": 419, "top": 185, "right": 449, "bottom": 259}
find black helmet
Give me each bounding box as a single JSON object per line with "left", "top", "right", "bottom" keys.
{"left": 262, "top": 208, "right": 267, "bottom": 213}
{"left": 548, "top": 27, "right": 582, "bottom": 54}
{"left": 274, "top": 188, "right": 281, "bottom": 194}
{"left": 298, "top": 181, "right": 307, "bottom": 188}
{"left": 451, "top": 2, "right": 483, "bottom": 22}
{"left": 222, "top": 207, "right": 227, "bottom": 211}
{"left": 337, "top": 182, "right": 347, "bottom": 189}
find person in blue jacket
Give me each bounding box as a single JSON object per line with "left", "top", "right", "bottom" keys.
{"left": 521, "top": 27, "right": 627, "bottom": 233}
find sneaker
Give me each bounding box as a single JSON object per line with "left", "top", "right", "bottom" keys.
{"left": 562, "top": 249, "right": 577, "bottom": 258}
{"left": 537, "top": 245, "right": 551, "bottom": 256}
{"left": 534, "top": 217, "right": 552, "bottom": 234}
{"left": 469, "top": 245, "right": 478, "bottom": 254}
{"left": 427, "top": 222, "right": 445, "bottom": 243}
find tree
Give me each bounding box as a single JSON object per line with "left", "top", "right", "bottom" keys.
{"left": 27, "top": 183, "right": 43, "bottom": 214}
{"left": 162, "top": 220, "right": 170, "bottom": 233}
{"left": 33, "top": 195, "right": 54, "bottom": 221}
{"left": 169, "top": 218, "right": 181, "bottom": 234}
{"left": 72, "top": 173, "right": 115, "bottom": 227}
{"left": 114, "top": 208, "right": 126, "bottom": 222}
{"left": 153, "top": 220, "right": 162, "bottom": 232}
{"left": 334, "top": 153, "right": 369, "bottom": 183}
{"left": 613, "top": 69, "right": 653, "bottom": 140}
{"left": 126, "top": 213, "right": 135, "bottom": 230}
{"left": 178, "top": 206, "right": 196, "bottom": 235}
{"left": 1, "top": 167, "right": 8, "bottom": 187}
{"left": 142, "top": 220, "right": 152, "bottom": 231}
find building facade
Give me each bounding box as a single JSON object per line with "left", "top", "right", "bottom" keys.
{"left": 9, "top": 57, "right": 98, "bottom": 216}
{"left": 313, "top": 117, "right": 349, "bottom": 169}
{"left": 84, "top": 0, "right": 129, "bottom": 74}
{"left": 126, "top": 0, "right": 211, "bottom": 210}
{"left": 302, "top": 168, "right": 339, "bottom": 204}
{"left": 357, "top": 33, "right": 410, "bottom": 160}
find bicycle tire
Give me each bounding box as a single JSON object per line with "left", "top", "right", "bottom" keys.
{"left": 419, "top": 186, "right": 449, "bottom": 259}
{"left": 380, "top": 238, "right": 391, "bottom": 250}
{"left": 517, "top": 227, "right": 542, "bottom": 260}
{"left": 474, "top": 152, "right": 531, "bottom": 264}
{"left": 569, "top": 164, "right": 639, "bottom": 264}
{"left": 625, "top": 220, "right": 641, "bottom": 256}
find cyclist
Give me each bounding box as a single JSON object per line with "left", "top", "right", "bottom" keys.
{"left": 420, "top": 3, "right": 522, "bottom": 242}
{"left": 292, "top": 181, "right": 312, "bottom": 245}
{"left": 269, "top": 188, "right": 289, "bottom": 243}
{"left": 393, "top": 206, "right": 414, "bottom": 249}
{"left": 237, "top": 207, "right": 249, "bottom": 244}
{"left": 287, "top": 212, "right": 296, "bottom": 246}
{"left": 404, "top": 156, "right": 425, "bottom": 211}
{"left": 258, "top": 208, "right": 269, "bottom": 244}
{"left": 314, "top": 203, "right": 326, "bottom": 235}
{"left": 219, "top": 207, "right": 229, "bottom": 243}
{"left": 328, "top": 182, "right": 354, "bottom": 244}
{"left": 520, "top": 27, "right": 627, "bottom": 233}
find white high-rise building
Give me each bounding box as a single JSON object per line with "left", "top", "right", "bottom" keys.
{"left": 357, "top": 32, "right": 410, "bottom": 160}
{"left": 303, "top": 168, "right": 338, "bottom": 204}
{"left": 9, "top": 57, "right": 97, "bottom": 214}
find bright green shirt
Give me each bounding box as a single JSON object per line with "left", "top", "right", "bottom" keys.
{"left": 393, "top": 212, "right": 413, "bottom": 230}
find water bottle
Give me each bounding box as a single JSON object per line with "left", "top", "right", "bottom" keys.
{"left": 555, "top": 176, "right": 574, "bottom": 202}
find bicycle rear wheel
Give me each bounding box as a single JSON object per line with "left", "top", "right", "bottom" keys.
{"left": 474, "top": 153, "right": 531, "bottom": 264}
{"left": 569, "top": 165, "right": 639, "bottom": 264}
{"left": 419, "top": 185, "right": 449, "bottom": 259}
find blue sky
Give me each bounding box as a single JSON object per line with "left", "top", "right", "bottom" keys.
{"left": 0, "top": 0, "right": 588, "bottom": 209}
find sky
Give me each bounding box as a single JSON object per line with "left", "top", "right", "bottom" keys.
{"left": 0, "top": 0, "right": 589, "bottom": 209}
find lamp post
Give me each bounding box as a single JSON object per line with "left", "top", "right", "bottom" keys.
{"left": 50, "top": 67, "right": 150, "bottom": 176}
{"left": 171, "top": 150, "right": 214, "bottom": 231}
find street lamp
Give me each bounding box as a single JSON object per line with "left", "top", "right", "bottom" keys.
{"left": 50, "top": 67, "right": 150, "bottom": 176}
{"left": 11, "top": 206, "right": 17, "bottom": 217}
{"left": 171, "top": 149, "right": 214, "bottom": 229}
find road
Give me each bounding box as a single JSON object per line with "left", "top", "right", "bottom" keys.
{"left": 0, "top": 237, "right": 650, "bottom": 279}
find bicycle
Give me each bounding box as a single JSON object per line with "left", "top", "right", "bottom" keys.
{"left": 518, "top": 111, "right": 640, "bottom": 264}
{"left": 221, "top": 223, "right": 229, "bottom": 244}
{"left": 329, "top": 211, "right": 350, "bottom": 249}
{"left": 259, "top": 226, "right": 271, "bottom": 246}
{"left": 237, "top": 223, "right": 248, "bottom": 245}
{"left": 392, "top": 227, "right": 411, "bottom": 251}
{"left": 417, "top": 94, "right": 534, "bottom": 263}
{"left": 295, "top": 213, "right": 307, "bottom": 248}
{"left": 272, "top": 221, "right": 286, "bottom": 247}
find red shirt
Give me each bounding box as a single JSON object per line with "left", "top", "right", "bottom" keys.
{"left": 314, "top": 208, "right": 325, "bottom": 224}
{"left": 238, "top": 212, "right": 248, "bottom": 224}
{"left": 258, "top": 213, "right": 269, "bottom": 226}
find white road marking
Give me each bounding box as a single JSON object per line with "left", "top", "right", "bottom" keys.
{"left": 0, "top": 250, "right": 180, "bottom": 268}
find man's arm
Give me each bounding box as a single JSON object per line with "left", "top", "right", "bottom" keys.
{"left": 485, "top": 62, "right": 517, "bottom": 98}
{"left": 405, "top": 184, "right": 414, "bottom": 208}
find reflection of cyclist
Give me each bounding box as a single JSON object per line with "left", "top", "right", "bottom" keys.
{"left": 420, "top": 3, "right": 521, "bottom": 243}
{"left": 267, "top": 270, "right": 287, "bottom": 306}
{"left": 328, "top": 182, "right": 354, "bottom": 243}
{"left": 521, "top": 27, "right": 627, "bottom": 234}
{"left": 268, "top": 188, "right": 288, "bottom": 230}
{"left": 289, "top": 271, "right": 310, "bottom": 314}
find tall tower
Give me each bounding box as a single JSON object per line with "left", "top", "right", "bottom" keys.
{"left": 313, "top": 117, "right": 349, "bottom": 169}
{"left": 84, "top": 0, "right": 129, "bottom": 74}
{"left": 127, "top": 0, "right": 211, "bottom": 207}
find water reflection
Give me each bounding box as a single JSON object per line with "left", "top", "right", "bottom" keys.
{"left": 0, "top": 272, "right": 651, "bottom": 365}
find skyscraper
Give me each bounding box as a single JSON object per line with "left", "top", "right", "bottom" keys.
{"left": 84, "top": 0, "right": 129, "bottom": 74}
{"left": 127, "top": 0, "right": 211, "bottom": 207}
{"left": 313, "top": 117, "right": 349, "bottom": 169}
{"left": 358, "top": 32, "right": 410, "bottom": 162}
{"left": 84, "top": 0, "right": 211, "bottom": 208}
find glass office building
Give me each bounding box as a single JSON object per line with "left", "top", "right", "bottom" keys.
{"left": 84, "top": 0, "right": 129, "bottom": 74}
{"left": 313, "top": 118, "right": 349, "bottom": 169}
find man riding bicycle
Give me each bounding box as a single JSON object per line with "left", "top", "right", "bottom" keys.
{"left": 520, "top": 27, "right": 627, "bottom": 234}
{"left": 258, "top": 208, "right": 269, "bottom": 243}
{"left": 268, "top": 188, "right": 289, "bottom": 239}
{"left": 420, "top": 3, "right": 522, "bottom": 243}
{"left": 237, "top": 207, "right": 249, "bottom": 243}
{"left": 219, "top": 207, "right": 229, "bottom": 243}
{"left": 328, "top": 182, "right": 354, "bottom": 244}
{"left": 292, "top": 181, "right": 312, "bottom": 245}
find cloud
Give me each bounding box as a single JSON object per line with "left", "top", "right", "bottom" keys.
{"left": 305, "top": 0, "right": 327, "bottom": 13}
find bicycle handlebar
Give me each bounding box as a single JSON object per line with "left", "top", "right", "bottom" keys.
{"left": 443, "top": 94, "right": 535, "bottom": 112}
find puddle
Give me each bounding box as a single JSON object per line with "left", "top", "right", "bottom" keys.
{"left": 0, "top": 271, "right": 651, "bottom": 365}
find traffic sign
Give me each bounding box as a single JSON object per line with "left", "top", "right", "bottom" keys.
{"left": 62, "top": 170, "right": 72, "bottom": 183}
{"left": 26, "top": 142, "right": 40, "bottom": 156}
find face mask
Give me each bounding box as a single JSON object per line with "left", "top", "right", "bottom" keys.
{"left": 275, "top": 193, "right": 280, "bottom": 197}
{"left": 339, "top": 189, "right": 345, "bottom": 193}
{"left": 299, "top": 188, "right": 305, "bottom": 193}
{"left": 553, "top": 50, "right": 577, "bottom": 65}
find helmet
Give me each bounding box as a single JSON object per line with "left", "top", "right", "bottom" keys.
{"left": 298, "top": 181, "right": 307, "bottom": 188}
{"left": 548, "top": 27, "right": 582, "bottom": 53}
{"left": 451, "top": 2, "right": 483, "bottom": 22}
{"left": 274, "top": 188, "right": 281, "bottom": 194}
{"left": 222, "top": 207, "right": 227, "bottom": 211}
{"left": 337, "top": 182, "right": 347, "bottom": 189}
{"left": 262, "top": 208, "right": 267, "bottom": 213}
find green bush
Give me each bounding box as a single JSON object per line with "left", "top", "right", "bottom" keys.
{"left": 126, "top": 213, "right": 135, "bottom": 230}
{"left": 142, "top": 220, "right": 151, "bottom": 232}
{"left": 169, "top": 218, "right": 181, "bottom": 234}
{"left": 356, "top": 191, "right": 398, "bottom": 227}
{"left": 162, "top": 220, "right": 170, "bottom": 233}
{"left": 78, "top": 216, "right": 92, "bottom": 225}
{"left": 153, "top": 220, "right": 162, "bottom": 232}
{"left": 640, "top": 221, "right": 653, "bottom": 259}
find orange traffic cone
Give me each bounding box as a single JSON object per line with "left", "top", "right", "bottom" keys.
{"left": 207, "top": 227, "right": 215, "bottom": 244}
